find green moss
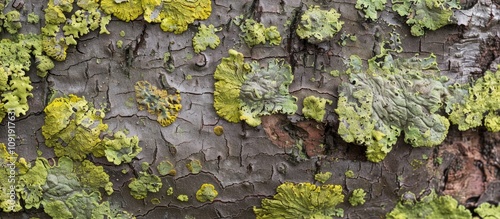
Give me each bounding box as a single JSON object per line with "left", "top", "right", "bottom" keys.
{"left": 314, "top": 172, "right": 332, "bottom": 183}
{"left": 193, "top": 24, "right": 221, "bottom": 53}
{"left": 239, "top": 19, "right": 282, "bottom": 47}
{"left": 296, "top": 6, "right": 343, "bottom": 44}
{"left": 475, "top": 202, "right": 500, "bottom": 219}
{"left": 142, "top": 0, "right": 212, "bottom": 34}
{"left": 156, "top": 160, "right": 176, "bottom": 176}
{"left": 253, "top": 182, "right": 344, "bottom": 218}
{"left": 196, "top": 184, "right": 218, "bottom": 203}
{"left": 355, "top": 0, "right": 387, "bottom": 20}
{"left": 302, "top": 96, "right": 332, "bottom": 122}
{"left": 349, "top": 188, "right": 366, "bottom": 206}
{"left": 186, "top": 159, "right": 202, "bottom": 174}
{"left": 392, "top": 0, "right": 460, "bottom": 36}
{"left": 177, "top": 194, "right": 189, "bottom": 202}
{"left": 128, "top": 171, "right": 162, "bottom": 199}
{"left": 387, "top": 190, "right": 472, "bottom": 218}
{"left": 214, "top": 50, "right": 297, "bottom": 127}
{"left": 135, "top": 80, "right": 182, "bottom": 127}
{"left": 449, "top": 67, "right": 500, "bottom": 132}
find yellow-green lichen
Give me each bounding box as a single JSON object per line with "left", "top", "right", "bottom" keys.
{"left": 128, "top": 171, "right": 162, "bottom": 199}
{"left": 336, "top": 48, "right": 450, "bottom": 162}
{"left": 387, "top": 190, "right": 472, "bottom": 218}
{"left": 100, "top": 0, "right": 143, "bottom": 22}
{"left": 302, "top": 96, "right": 332, "bottom": 122}
{"left": 296, "top": 6, "right": 343, "bottom": 44}
{"left": 238, "top": 19, "right": 282, "bottom": 47}
{"left": 355, "top": 0, "right": 387, "bottom": 20}
{"left": 42, "top": 95, "right": 108, "bottom": 161}
{"left": 142, "top": 0, "right": 212, "bottom": 34}
{"left": 345, "top": 170, "right": 355, "bottom": 178}
{"left": 314, "top": 172, "right": 332, "bottom": 183}
{"left": 254, "top": 182, "right": 344, "bottom": 218}
{"left": 392, "top": 0, "right": 460, "bottom": 36}
{"left": 449, "top": 67, "right": 500, "bottom": 132}
{"left": 166, "top": 187, "right": 174, "bottom": 196}
{"left": 186, "top": 159, "right": 202, "bottom": 174}
{"left": 98, "top": 131, "right": 142, "bottom": 165}
{"left": 193, "top": 24, "right": 220, "bottom": 53}
{"left": 177, "top": 194, "right": 189, "bottom": 202}
{"left": 213, "top": 125, "right": 224, "bottom": 136}
{"left": 475, "top": 202, "right": 500, "bottom": 219}
{"left": 135, "top": 80, "right": 182, "bottom": 127}
{"left": 349, "top": 188, "right": 366, "bottom": 206}
{"left": 214, "top": 50, "right": 297, "bottom": 127}
{"left": 195, "top": 184, "right": 218, "bottom": 203}
{"left": 156, "top": 160, "right": 176, "bottom": 176}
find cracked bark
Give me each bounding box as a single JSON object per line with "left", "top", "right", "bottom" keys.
{"left": 1, "top": 0, "right": 500, "bottom": 218}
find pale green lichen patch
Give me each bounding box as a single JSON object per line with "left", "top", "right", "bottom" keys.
{"left": 314, "top": 171, "right": 332, "bottom": 183}
{"left": 214, "top": 50, "right": 297, "bottom": 127}
{"left": 355, "top": 0, "right": 387, "bottom": 20}
{"left": 196, "top": 184, "right": 218, "bottom": 203}
{"left": 449, "top": 67, "right": 500, "bottom": 132}
{"left": 349, "top": 188, "right": 366, "bottom": 206}
{"left": 336, "top": 49, "right": 450, "bottom": 162}
{"left": 193, "top": 24, "right": 220, "bottom": 53}
{"left": 3, "top": 11, "right": 22, "bottom": 34}
{"left": 296, "top": 6, "right": 343, "bottom": 44}
{"left": 128, "top": 171, "right": 162, "bottom": 199}
{"left": 302, "top": 96, "right": 332, "bottom": 122}
{"left": 186, "top": 159, "right": 202, "bottom": 174}
{"left": 475, "top": 202, "right": 500, "bottom": 219}
{"left": 238, "top": 19, "right": 282, "bottom": 47}
{"left": 135, "top": 80, "right": 182, "bottom": 127}
{"left": 156, "top": 159, "right": 176, "bottom": 176}
{"left": 392, "top": 0, "right": 460, "bottom": 36}
{"left": 98, "top": 131, "right": 142, "bottom": 165}
{"left": 253, "top": 182, "right": 344, "bottom": 218}
{"left": 387, "top": 190, "right": 472, "bottom": 218}
{"left": 345, "top": 170, "right": 355, "bottom": 178}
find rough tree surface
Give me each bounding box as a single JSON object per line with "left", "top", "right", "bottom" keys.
{"left": 1, "top": 0, "right": 500, "bottom": 218}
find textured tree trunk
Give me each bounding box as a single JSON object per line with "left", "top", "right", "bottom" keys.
{"left": 1, "top": 0, "right": 499, "bottom": 218}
